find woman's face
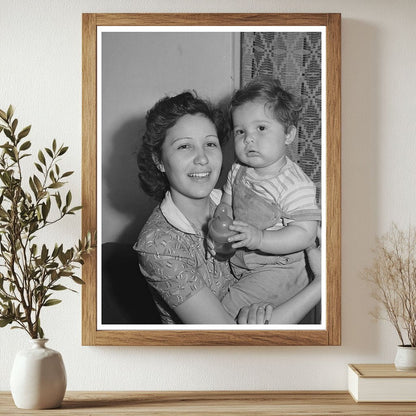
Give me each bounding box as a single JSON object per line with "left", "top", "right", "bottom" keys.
{"left": 159, "top": 113, "right": 223, "bottom": 204}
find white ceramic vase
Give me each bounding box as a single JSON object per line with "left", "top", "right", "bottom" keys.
{"left": 394, "top": 345, "right": 416, "bottom": 371}
{"left": 10, "top": 338, "right": 67, "bottom": 409}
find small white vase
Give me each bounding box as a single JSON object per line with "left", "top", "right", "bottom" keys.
{"left": 394, "top": 345, "right": 416, "bottom": 371}
{"left": 10, "top": 338, "right": 67, "bottom": 409}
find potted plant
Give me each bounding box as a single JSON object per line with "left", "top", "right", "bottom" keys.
{"left": 363, "top": 223, "right": 416, "bottom": 370}
{"left": 0, "top": 105, "right": 95, "bottom": 408}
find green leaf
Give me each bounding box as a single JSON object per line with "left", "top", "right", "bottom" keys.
{"left": 58, "top": 146, "right": 68, "bottom": 156}
{"left": 52, "top": 139, "right": 57, "bottom": 152}
{"left": 65, "top": 191, "right": 72, "bottom": 207}
{"left": 34, "top": 162, "right": 43, "bottom": 173}
{"left": 45, "top": 148, "right": 53, "bottom": 158}
{"left": 11, "top": 118, "right": 18, "bottom": 133}
{"left": 50, "top": 270, "right": 58, "bottom": 281}
{"left": 33, "top": 175, "right": 43, "bottom": 192}
{"left": 58, "top": 250, "right": 67, "bottom": 264}
{"left": 4, "top": 128, "right": 12, "bottom": 140}
{"left": 12, "top": 146, "right": 19, "bottom": 160}
{"left": 50, "top": 285, "right": 68, "bottom": 291}
{"left": 0, "top": 317, "right": 13, "bottom": 327}
{"left": 0, "top": 109, "right": 7, "bottom": 122}
{"left": 61, "top": 171, "right": 74, "bottom": 178}
{"left": 53, "top": 244, "right": 63, "bottom": 259}
{"left": 38, "top": 326, "right": 44, "bottom": 339}
{"left": 48, "top": 182, "right": 64, "bottom": 189}
{"left": 38, "top": 150, "right": 46, "bottom": 165}
{"left": 29, "top": 222, "right": 39, "bottom": 234}
{"left": 6, "top": 105, "right": 14, "bottom": 122}
{"left": 55, "top": 192, "right": 62, "bottom": 209}
{"left": 19, "top": 153, "right": 30, "bottom": 161}
{"left": 41, "top": 244, "right": 48, "bottom": 262}
{"left": 43, "top": 299, "right": 62, "bottom": 307}
{"left": 19, "top": 140, "right": 31, "bottom": 151}
{"left": 41, "top": 201, "right": 50, "bottom": 220}
{"left": 13, "top": 147, "right": 19, "bottom": 160}
{"left": 29, "top": 177, "right": 38, "bottom": 197}
{"left": 71, "top": 276, "right": 85, "bottom": 285}
{"left": 69, "top": 206, "right": 82, "bottom": 213}
{"left": 18, "top": 125, "right": 31, "bottom": 140}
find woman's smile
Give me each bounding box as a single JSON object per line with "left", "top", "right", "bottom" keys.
{"left": 188, "top": 171, "right": 211, "bottom": 179}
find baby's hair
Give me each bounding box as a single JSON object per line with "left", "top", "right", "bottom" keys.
{"left": 229, "top": 78, "right": 303, "bottom": 133}
{"left": 137, "top": 91, "right": 227, "bottom": 201}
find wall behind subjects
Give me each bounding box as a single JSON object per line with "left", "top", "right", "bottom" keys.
{"left": 101, "top": 31, "right": 237, "bottom": 244}
{"left": 1, "top": 0, "right": 416, "bottom": 391}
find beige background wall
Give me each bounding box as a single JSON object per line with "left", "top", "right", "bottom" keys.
{"left": 1, "top": 0, "right": 416, "bottom": 391}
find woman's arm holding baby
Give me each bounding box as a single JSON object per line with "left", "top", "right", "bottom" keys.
{"left": 174, "top": 287, "right": 236, "bottom": 324}
{"left": 174, "top": 287, "right": 273, "bottom": 325}
{"left": 237, "top": 244, "right": 322, "bottom": 324}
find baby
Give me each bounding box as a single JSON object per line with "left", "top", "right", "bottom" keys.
{"left": 219, "top": 78, "right": 321, "bottom": 312}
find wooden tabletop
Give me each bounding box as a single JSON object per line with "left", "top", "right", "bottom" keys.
{"left": 1, "top": 391, "right": 416, "bottom": 415}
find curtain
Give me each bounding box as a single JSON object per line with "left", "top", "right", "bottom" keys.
{"left": 240, "top": 32, "right": 322, "bottom": 204}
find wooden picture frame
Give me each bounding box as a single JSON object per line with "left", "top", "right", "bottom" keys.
{"left": 82, "top": 13, "right": 341, "bottom": 346}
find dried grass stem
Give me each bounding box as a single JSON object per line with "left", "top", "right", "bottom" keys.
{"left": 363, "top": 223, "right": 416, "bottom": 347}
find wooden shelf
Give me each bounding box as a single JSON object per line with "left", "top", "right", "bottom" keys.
{"left": 1, "top": 391, "right": 416, "bottom": 415}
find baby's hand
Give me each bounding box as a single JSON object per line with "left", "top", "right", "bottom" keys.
{"left": 228, "top": 221, "right": 263, "bottom": 250}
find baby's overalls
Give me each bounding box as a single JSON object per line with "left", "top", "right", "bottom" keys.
{"left": 222, "top": 166, "right": 309, "bottom": 315}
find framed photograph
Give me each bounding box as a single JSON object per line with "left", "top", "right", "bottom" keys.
{"left": 82, "top": 13, "right": 341, "bottom": 346}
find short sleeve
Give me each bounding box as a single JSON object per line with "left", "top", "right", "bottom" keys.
{"left": 222, "top": 163, "right": 240, "bottom": 196}
{"left": 281, "top": 180, "right": 321, "bottom": 221}
{"left": 137, "top": 234, "right": 207, "bottom": 309}
{"left": 279, "top": 167, "right": 321, "bottom": 221}
{"left": 134, "top": 216, "right": 216, "bottom": 308}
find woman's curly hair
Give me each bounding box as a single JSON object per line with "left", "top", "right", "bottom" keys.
{"left": 137, "top": 91, "right": 227, "bottom": 201}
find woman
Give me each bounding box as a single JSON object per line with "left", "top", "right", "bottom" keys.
{"left": 134, "top": 91, "right": 321, "bottom": 324}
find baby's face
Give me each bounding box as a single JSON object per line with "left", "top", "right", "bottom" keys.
{"left": 232, "top": 100, "right": 294, "bottom": 176}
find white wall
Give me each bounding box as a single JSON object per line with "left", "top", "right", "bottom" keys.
{"left": 1, "top": 0, "right": 416, "bottom": 391}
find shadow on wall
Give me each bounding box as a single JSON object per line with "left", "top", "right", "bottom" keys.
{"left": 103, "top": 115, "right": 157, "bottom": 245}
{"left": 341, "top": 19, "right": 381, "bottom": 355}
{"left": 101, "top": 242, "right": 161, "bottom": 324}
{"left": 101, "top": 116, "right": 162, "bottom": 324}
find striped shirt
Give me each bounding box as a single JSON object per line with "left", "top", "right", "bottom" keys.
{"left": 224, "top": 157, "right": 320, "bottom": 227}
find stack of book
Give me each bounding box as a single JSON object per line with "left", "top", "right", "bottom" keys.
{"left": 348, "top": 364, "right": 416, "bottom": 402}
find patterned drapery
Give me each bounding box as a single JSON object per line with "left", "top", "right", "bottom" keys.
{"left": 241, "top": 32, "right": 322, "bottom": 204}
